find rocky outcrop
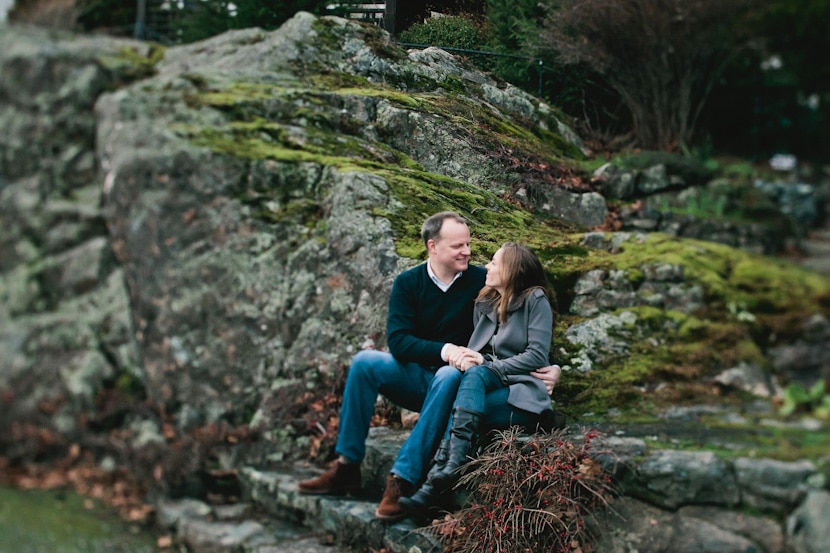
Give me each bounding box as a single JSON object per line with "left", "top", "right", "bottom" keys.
{"left": 595, "top": 154, "right": 828, "bottom": 255}
{"left": 1, "top": 14, "right": 829, "bottom": 553}
{"left": 2, "top": 14, "right": 596, "bottom": 441}
{"left": 0, "top": 26, "right": 153, "bottom": 443}
{"left": 152, "top": 427, "right": 828, "bottom": 553}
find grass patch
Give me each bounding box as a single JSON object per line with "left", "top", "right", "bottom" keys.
{"left": 0, "top": 488, "right": 156, "bottom": 553}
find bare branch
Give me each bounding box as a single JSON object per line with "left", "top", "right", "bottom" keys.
{"left": 534, "top": 0, "right": 754, "bottom": 149}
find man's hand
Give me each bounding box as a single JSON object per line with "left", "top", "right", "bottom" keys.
{"left": 443, "top": 344, "right": 463, "bottom": 364}
{"left": 531, "top": 365, "right": 561, "bottom": 396}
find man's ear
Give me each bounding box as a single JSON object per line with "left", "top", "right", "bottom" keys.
{"left": 426, "top": 239, "right": 437, "bottom": 254}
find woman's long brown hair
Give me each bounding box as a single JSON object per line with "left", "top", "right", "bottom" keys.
{"left": 477, "top": 242, "right": 556, "bottom": 324}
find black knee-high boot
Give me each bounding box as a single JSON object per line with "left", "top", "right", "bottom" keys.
{"left": 399, "top": 438, "right": 450, "bottom": 523}
{"left": 429, "top": 408, "right": 482, "bottom": 492}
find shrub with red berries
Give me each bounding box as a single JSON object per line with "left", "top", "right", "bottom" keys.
{"left": 431, "top": 426, "right": 616, "bottom": 553}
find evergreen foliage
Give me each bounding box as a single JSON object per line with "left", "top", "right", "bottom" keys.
{"left": 481, "top": 0, "right": 539, "bottom": 89}
{"left": 398, "top": 13, "right": 485, "bottom": 50}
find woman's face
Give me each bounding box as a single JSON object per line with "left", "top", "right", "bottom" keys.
{"left": 485, "top": 247, "right": 505, "bottom": 291}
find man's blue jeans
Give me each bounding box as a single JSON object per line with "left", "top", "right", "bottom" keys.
{"left": 336, "top": 350, "right": 463, "bottom": 487}
{"left": 336, "top": 351, "right": 541, "bottom": 487}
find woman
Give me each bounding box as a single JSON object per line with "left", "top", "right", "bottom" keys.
{"left": 400, "top": 242, "right": 557, "bottom": 522}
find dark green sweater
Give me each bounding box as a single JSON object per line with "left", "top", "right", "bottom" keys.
{"left": 386, "top": 263, "right": 487, "bottom": 367}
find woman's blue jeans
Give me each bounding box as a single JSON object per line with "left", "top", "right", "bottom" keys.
{"left": 454, "top": 365, "right": 502, "bottom": 415}
{"left": 442, "top": 366, "right": 540, "bottom": 440}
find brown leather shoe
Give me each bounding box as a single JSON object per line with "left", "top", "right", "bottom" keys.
{"left": 375, "top": 474, "right": 415, "bottom": 521}
{"left": 298, "top": 460, "right": 361, "bottom": 496}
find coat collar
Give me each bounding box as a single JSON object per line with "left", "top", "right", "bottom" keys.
{"left": 475, "top": 289, "right": 536, "bottom": 321}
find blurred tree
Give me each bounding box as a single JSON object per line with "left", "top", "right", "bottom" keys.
{"left": 753, "top": 0, "right": 830, "bottom": 98}
{"left": 750, "top": 0, "right": 829, "bottom": 161}
{"left": 697, "top": 0, "right": 829, "bottom": 163}
{"left": 536, "top": 0, "right": 754, "bottom": 151}
{"left": 76, "top": 0, "right": 135, "bottom": 36}
{"left": 488, "top": 0, "right": 629, "bottom": 151}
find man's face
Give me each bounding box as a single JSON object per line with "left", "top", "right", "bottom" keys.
{"left": 428, "top": 218, "right": 472, "bottom": 274}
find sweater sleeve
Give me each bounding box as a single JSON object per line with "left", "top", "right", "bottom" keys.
{"left": 485, "top": 292, "right": 553, "bottom": 378}
{"left": 386, "top": 270, "right": 444, "bottom": 365}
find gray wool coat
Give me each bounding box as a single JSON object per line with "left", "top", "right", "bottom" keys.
{"left": 467, "top": 288, "right": 554, "bottom": 414}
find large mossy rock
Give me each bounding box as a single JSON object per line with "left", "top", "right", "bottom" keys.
{"left": 0, "top": 13, "right": 828, "bottom": 478}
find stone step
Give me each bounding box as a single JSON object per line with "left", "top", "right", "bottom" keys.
{"left": 239, "top": 466, "right": 441, "bottom": 553}
{"left": 237, "top": 427, "right": 442, "bottom": 553}
{"left": 155, "top": 427, "right": 439, "bottom": 553}
{"left": 797, "top": 227, "right": 830, "bottom": 274}
{"left": 157, "top": 497, "right": 365, "bottom": 553}
{"left": 159, "top": 420, "right": 829, "bottom": 553}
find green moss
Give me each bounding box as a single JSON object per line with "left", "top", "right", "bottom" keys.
{"left": 184, "top": 83, "right": 580, "bottom": 169}
{"left": 730, "top": 255, "right": 830, "bottom": 313}
{"left": 96, "top": 44, "right": 165, "bottom": 81}
{"left": 191, "top": 82, "right": 282, "bottom": 106}
{"left": 603, "top": 233, "right": 830, "bottom": 321}
{"left": 310, "top": 17, "right": 345, "bottom": 53}
{"left": 257, "top": 198, "right": 322, "bottom": 226}
{"left": 355, "top": 22, "right": 408, "bottom": 61}
{"left": 173, "top": 119, "right": 383, "bottom": 173}
{"left": 305, "top": 72, "right": 373, "bottom": 90}
{"left": 392, "top": 70, "right": 470, "bottom": 95}
{"left": 373, "top": 170, "right": 584, "bottom": 265}
{"left": 427, "top": 95, "right": 584, "bottom": 163}
{"left": 716, "top": 425, "right": 830, "bottom": 462}
{"left": 552, "top": 306, "right": 773, "bottom": 418}
{"left": 304, "top": 72, "right": 445, "bottom": 110}
{"left": 115, "top": 371, "right": 146, "bottom": 399}
{"left": 640, "top": 419, "right": 830, "bottom": 463}
{"left": 333, "top": 87, "right": 431, "bottom": 109}
{"left": 177, "top": 70, "right": 590, "bottom": 227}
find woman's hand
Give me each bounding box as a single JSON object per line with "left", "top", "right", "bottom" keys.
{"left": 531, "top": 365, "right": 561, "bottom": 396}
{"left": 450, "top": 347, "right": 483, "bottom": 371}
{"left": 447, "top": 345, "right": 478, "bottom": 372}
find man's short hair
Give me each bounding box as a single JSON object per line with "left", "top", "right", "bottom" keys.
{"left": 421, "top": 211, "right": 468, "bottom": 246}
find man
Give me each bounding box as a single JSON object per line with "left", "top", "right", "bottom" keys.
{"left": 298, "top": 211, "right": 561, "bottom": 520}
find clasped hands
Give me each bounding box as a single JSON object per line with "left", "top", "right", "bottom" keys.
{"left": 446, "top": 345, "right": 484, "bottom": 371}
{"left": 444, "top": 344, "right": 562, "bottom": 396}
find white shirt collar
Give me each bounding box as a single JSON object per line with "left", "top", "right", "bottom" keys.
{"left": 427, "top": 260, "right": 463, "bottom": 292}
